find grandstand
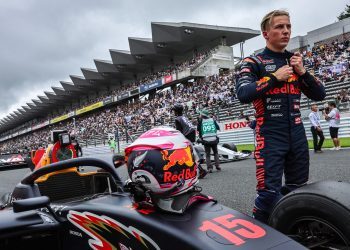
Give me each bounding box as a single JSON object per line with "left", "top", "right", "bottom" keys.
{"left": 1, "top": 18, "right": 350, "bottom": 153}
{"left": 0, "top": 22, "right": 260, "bottom": 152}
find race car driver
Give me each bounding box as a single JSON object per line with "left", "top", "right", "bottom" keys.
{"left": 236, "top": 10, "right": 326, "bottom": 223}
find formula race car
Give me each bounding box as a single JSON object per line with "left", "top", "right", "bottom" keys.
{"left": 1, "top": 157, "right": 350, "bottom": 249}
{"left": 194, "top": 142, "right": 252, "bottom": 162}
{"left": 0, "top": 128, "right": 349, "bottom": 249}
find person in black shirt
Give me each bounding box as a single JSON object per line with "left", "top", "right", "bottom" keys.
{"left": 172, "top": 104, "right": 207, "bottom": 178}
{"left": 172, "top": 104, "right": 196, "bottom": 142}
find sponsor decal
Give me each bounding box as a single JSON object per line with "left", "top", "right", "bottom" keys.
{"left": 199, "top": 214, "right": 266, "bottom": 246}
{"left": 271, "top": 113, "right": 283, "bottom": 117}
{"left": 239, "top": 68, "right": 251, "bottom": 74}
{"left": 161, "top": 146, "right": 196, "bottom": 182}
{"left": 163, "top": 168, "right": 197, "bottom": 182}
{"left": 254, "top": 116, "right": 265, "bottom": 174}
{"left": 287, "top": 73, "right": 299, "bottom": 83}
{"left": 267, "top": 105, "right": 281, "bottom": 110}
{"left": 256, "top": 82, "right": 269, "bottom": 91}
{"left": 67, "top": 211, "right": 160, "bottom": 250}
{"left": 70, "top": 230, "right": 83, "bottom": 237}
{"left": 266, "top": 98, "right": 281, "bottom": 103}
{"left": 161, "top": 146, "right": 194, "bottom": 171}
{"left": 262, "top": 59, "right": 274, "bottom": 64}
{"left": 256, "top": 76, "right": 270, "bottom": 86}
{"left": 264, "top": 64, "right": 276, "bottom": 72}
{"left": 223, "top": 120, "right": 248, "bottom": 131}
{"left": 295, "top": 117, "right": 302, "bottom": 124}
{"left": 267, "top": 83, "right": 300, "bottom": 95}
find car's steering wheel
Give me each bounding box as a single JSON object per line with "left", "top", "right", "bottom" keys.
{"left": 20, "top": 157, "right": 122, "bottom": 187}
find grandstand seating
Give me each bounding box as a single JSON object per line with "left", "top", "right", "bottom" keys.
{"left": 1, "top": 36, "right": 350, "bottom": 153}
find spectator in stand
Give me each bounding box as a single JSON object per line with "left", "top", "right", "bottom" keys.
{"left": 238, "top": 110, "right": 245, "bottom": 119}
{"left": 309, "top": 104, "right": 324, "bottom": 153}
{"left": 323, "top": 102, "right": 341, "bottom": 150}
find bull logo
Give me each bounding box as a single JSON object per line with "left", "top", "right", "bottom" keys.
{"left": 287, "top": 73, "right": 298, "bottom": 83}
{"left": 162, "top": 146, "right": 194, "bottom": 171}
{"left": 256, "top": 76, "right": 270, "bottom": 86}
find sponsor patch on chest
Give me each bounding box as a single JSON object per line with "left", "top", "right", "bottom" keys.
{"left": 265, "top": 64, "right": 276, "bottom": 72}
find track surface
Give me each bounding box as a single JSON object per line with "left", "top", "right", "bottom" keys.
{"left": 1, "top": 149, "right": 349, "bottom": 215}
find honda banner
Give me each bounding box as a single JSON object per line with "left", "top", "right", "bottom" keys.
{"left": 221, "top": 119, "right": 249, "bottom": 131}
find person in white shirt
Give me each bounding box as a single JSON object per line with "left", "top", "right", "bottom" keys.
{"left": 323, "top": 102, "right": 341, "bottom": 150}
{"left": 309, "top": 104, "right": 324, "bottom": 153}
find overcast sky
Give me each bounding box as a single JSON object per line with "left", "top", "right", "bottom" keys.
{"left": 0, "top": 0, "right": 348, "bottom": 119}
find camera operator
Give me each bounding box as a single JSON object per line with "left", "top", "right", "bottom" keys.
{"left": 323, "top": 102, "right": 341, "bottom": 150}
{"left": 71, "top": 134, "right": 83, "bottom": 157}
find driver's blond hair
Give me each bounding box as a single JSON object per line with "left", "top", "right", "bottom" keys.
{"left": 260, "top": 10, "right": 290, "bottom": 32}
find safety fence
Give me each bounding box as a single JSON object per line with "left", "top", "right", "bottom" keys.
{"left": 81, "top": 117, "right": 350, "bottom": 153}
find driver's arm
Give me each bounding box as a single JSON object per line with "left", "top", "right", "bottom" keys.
{"left": 236, "top": 58, "right": 279, "bottom": 103}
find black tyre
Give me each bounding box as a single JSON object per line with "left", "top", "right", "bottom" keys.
{"left": 222, "top": 143, "right": 237, "bottom": 152}
{"left": 269, "top": 181, "right": 350, "bottom": 249}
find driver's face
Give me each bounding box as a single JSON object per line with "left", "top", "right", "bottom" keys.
{"left": 264, "top": 15, "right": 291, "bottom": 51}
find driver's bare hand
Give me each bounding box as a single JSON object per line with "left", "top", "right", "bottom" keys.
{"left": 290, "top": 52, "right": 306, "bottom": 75}
{"left": 273, "top": 65, "right": 294, "bottom": 82}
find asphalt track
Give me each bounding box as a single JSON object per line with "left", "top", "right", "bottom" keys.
{"left": 0, "top": 148, "right": 349, "bottom": 216}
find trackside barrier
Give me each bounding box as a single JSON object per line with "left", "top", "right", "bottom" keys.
{"left": 217, "top": 117, "right": 350, "bottom": 145}
{"left": 81, "top": 117, "right": 350, "bottom": 150}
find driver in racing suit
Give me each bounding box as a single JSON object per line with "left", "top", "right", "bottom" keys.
{"left": 236, "top": 10, "right": 326, "bottom": 223}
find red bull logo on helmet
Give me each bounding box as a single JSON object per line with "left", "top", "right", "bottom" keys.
{"left": 161, "top": 146, "right": 196, "bottom": 183}
{"left": 161, "top": 146, "right": 194, "bottom": 171}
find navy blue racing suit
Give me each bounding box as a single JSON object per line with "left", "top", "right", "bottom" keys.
{"left": 236, "top": 47, "right": 326, "bottom": 223}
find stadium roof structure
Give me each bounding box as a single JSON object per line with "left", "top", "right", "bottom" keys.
{"left": 0, "top": 22, "right": 260, "bottom": 134}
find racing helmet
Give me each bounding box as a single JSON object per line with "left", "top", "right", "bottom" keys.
{"left": 172, "top": 103, "right": 184, "bottom": 115}
{"left": 125, "top": 126, "right": 198, "bottom": 197}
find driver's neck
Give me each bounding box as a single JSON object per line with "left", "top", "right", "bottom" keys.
{"left": 266, "top": 44, "right": 286, "bottom": 53}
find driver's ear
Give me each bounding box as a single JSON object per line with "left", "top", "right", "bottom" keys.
{"left": 262, "top": 31, "right": 268, "bottom": 40}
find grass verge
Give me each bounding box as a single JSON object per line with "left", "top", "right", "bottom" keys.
{"left": 236, "top": 137, "right": 350, "bottom": 152}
